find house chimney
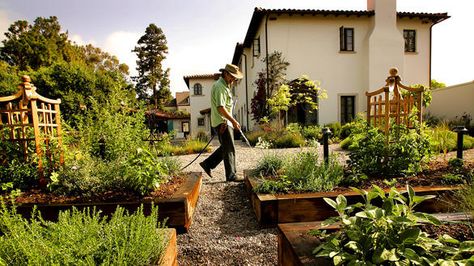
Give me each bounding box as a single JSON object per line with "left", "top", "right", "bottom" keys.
{"left": 367, "top": 0, "right": 404, "bottom": 91}
{"left": 367, "top": 0, "right": 375, "bottom": 11}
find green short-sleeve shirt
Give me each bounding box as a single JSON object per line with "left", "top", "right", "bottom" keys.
{"left": 211, "top": 77, "right": 233, "bottom": 128}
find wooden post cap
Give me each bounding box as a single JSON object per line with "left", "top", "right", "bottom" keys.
{"left": 389, "top": 68, "right": 398, "bottom": 76}
{"left": 22, "top": 75, "right": 31, "bottom": 83}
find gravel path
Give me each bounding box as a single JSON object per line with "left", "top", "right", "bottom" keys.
{"left": 174, "top": 140, "right": 347, "bottom": 266}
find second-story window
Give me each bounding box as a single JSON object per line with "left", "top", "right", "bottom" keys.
{"left": 253, "top": 37, "right": 260, "bottom": 57}
{"left": 339, "top": 26, "right": 354, "bottom": 51}
{"left": 404, "top": 29, "right": 416, "bottom": 52}
{"left": 193, "top": 83, "right": 202, "bottom": 95}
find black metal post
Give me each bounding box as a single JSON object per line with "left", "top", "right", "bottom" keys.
{"left": 322, "top": 127, "right": 332, "bottom": 164}
{"left": 453, "top": 126, "right": 468, "bottom": 159}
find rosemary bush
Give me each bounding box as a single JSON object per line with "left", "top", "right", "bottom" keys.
{"left": 0, "top": 204, "right": 168, "bottom": 265}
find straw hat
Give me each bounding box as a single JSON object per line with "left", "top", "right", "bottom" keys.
{"left": 219, "top": 64, "right": 243, "bottom": 79}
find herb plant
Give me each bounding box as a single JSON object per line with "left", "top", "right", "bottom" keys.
{"left": 254, "top": 150, "right": 344, "bottom": 194}
{"left": 0, "top": 203, "right": 168, "bottom": 265}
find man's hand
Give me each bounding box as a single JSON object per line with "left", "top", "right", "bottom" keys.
{"left": 217, "top": 106, "right": 241, "bottom": 131}
{"left": 232, "top": 120, "right": 241, "bottom": 131}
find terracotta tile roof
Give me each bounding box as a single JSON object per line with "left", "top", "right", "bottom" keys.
{"left": 243, "top": 7, "right": 449, "bottom": 47}
{"left": 175, "top": 91, "right": 190, "bottom": 106}
{"left": 183, "top": 73, "right": 220, "bottom": 88}
{"left": 145, "top": 109, "right": 190, "bottom": 119}
{"left": 200, "top": 107, "right": 211, "bottom": 115}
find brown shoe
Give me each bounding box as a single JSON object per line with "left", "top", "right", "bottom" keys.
{"left": 227, "top": 174, "right": 243, "bottom": 182}
{"left": 199, "top": 162, "right": 212, "bottom": 178}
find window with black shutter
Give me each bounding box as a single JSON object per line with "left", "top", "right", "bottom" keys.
{"left": 404, "top": 30, "right": 416, "bottom": 52}
{"left": 340, "top": 27, "right": 354, "bottom": 52}
{"left": 193, "top": 83, "right": 202, "bottom": 95}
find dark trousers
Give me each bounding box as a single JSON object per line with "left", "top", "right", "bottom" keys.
{"left": 201, "top": 124, "right": 236, "bottom": 180}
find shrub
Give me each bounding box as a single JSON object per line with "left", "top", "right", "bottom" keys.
{"left": 0, "top": 204, "right": 168, "bottom": 265}
{"left": 348, "top": 122, "right": 432, "bottom": 178}
{"left": 312, "top": 185, "right": 474, "bottom": 265}
{"left": 302, "top": 125, "right": 322, "bottom": 141}
{"left": 272, "top": 131, "right": 305, "bottom": 148}
{"left": 324, "top": 122, "right": 342, "bottom": 139}
{"left": 246, "top": 130, "right": 266, "bottom": 146}
{"left": 0, "top": 159, "right": 38, "bottom": 192}
{"left": 254, "top": 150, "right": 344, "bottom": 194}
{"left": 252, "top": 153, "right": 285, "bottom": 177}
{"left": 195, "top": 130, "right": 209, "bottom": 143}
{"left": 285, "top": 152, "right": 344, "bottom": 192}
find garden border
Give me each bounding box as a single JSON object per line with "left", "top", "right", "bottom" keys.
{"left": 13, "top": 172, "right": 202, "bottom": 233}
{"left": 244, "top": 170, "right": 463, "bottom": 227}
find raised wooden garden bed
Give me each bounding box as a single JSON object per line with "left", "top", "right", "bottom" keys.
{"left": 13, "top": 172, "right": 202, "bottom": 232}
{"left": 277, "top": 213, "right": 473, "bottom": 266}
{"left": 244, "top": 171, "right": 462, "bottom": 227}
{"left": 160, "top": 228, "right": 178, "bottom": 266}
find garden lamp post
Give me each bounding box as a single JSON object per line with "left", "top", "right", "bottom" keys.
{"left": 322, "top": 127, "right": 332, "bottom": 164}
{"left": 453, "top": 126, "right": 468, "bottom": 159}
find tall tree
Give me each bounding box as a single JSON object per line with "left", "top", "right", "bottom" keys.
{"left": 132, "top": 24, "right": 171, "bottom": 108}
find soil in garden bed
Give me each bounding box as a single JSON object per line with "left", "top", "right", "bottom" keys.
{"left": 256, "top": 159, "right": 473, "bottom": 194}
{"left": 2, "top": 175, "right": 185, "bottom": 205}
{"left": 421, "top": 222, "right": 474, "bottom": 241}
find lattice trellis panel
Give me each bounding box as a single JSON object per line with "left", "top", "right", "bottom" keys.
{"left": 366, "top": 68, "right": 424, "bottom": 133}
{"left": 0, "top": 75, "right": 63, "bottom": 185}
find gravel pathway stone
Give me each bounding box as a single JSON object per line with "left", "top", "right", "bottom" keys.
{"left": 174, "top": 139, "right": 347, "bottom": 265}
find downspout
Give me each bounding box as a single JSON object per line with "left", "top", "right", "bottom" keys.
{"left": 242, "top": 53, "right": 249, "bottom": 130}
{"left": 265, "top": 13, "right": 270, "bottom": 113}
{"left": 429, "top": 16, "right": 449, "bottom": 89}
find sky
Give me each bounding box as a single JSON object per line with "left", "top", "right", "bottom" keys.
{"left": 1, "top": 0, "right": 473, "bottom": 95}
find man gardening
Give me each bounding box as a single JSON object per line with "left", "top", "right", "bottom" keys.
{"left": 199, "top": 63, "right": 243, "bottom": 182}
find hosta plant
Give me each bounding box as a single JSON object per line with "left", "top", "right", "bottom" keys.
{"left": 311, "top": 185, "right": 474, "bottom": 265}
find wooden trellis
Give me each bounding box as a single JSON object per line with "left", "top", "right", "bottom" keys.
{"left": 0, "top": 75, "right": 63, "bottom": 186}
{"left": 366, "top": 68, "right": 424, "bottom": 133}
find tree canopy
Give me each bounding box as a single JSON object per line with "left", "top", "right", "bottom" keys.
{"left": 0, "top": 16, "right": 135, "bottom": 126}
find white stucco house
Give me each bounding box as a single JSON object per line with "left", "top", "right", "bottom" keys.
{"left": 184, "top": 73, "right": 220, "bottom": 137}
{"left": 231, "top": 0, "right": 449, "bottom": 130}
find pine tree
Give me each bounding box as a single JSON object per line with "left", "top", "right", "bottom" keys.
{"left": 132, "top": 24, "right": 171, "bottom": 108}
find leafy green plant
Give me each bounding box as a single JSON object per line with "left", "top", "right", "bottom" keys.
{"left": 0, "top": 203, "right": 168, "bottom": 265}
{"left": 312, "top": 185, "right": 474, "bottom": 265}
{"left": 0, "top": 159, "right": 38, "bottom": 192}
{"left": 348, "top": 122, "right": 432, "bottom": 178}
{"left": 252, "top": 153, "right": 285, "bottom": 177}
{"left": 254, "top": 150, "right": 344, "bottom": 194}
{"left": 285, "top": 152, "right": 344, "bottom": 192}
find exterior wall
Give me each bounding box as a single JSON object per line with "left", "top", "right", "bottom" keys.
{"left": 425, "top": 81, "right": 474, "bottom": 122}
{"left": 399, "top": 19, "right": 431, "bottom": 87}
{"left": 189, "top": 77, "right": 218, "bottom": 137}
{"left": 234, "top": 8, "right": 434, "bottom": 129}
{"left": 267, "top": 14, "right": 370, "bottom": 125}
